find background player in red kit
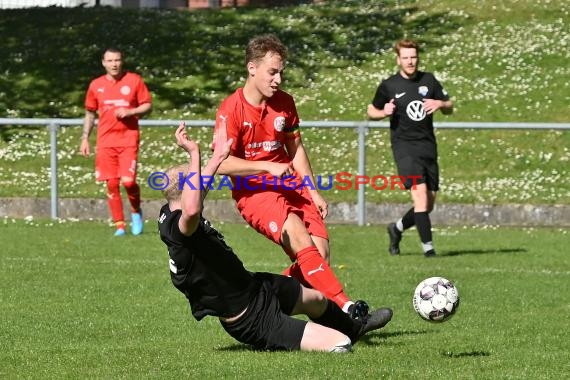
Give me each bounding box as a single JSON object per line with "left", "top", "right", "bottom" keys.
{"left": 214, "top": 34, "right": 368, "bottom": 319}
{"left": 80, "top": 47, "right": 152, "bottom": 236}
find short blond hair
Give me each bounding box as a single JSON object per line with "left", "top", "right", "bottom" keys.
{"left": 162, "top": 164, "right": 190, "bottom": 203}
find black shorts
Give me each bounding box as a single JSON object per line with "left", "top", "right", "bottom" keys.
{"left": 395, "top": 155, "right": 439, "bottom": 191}
{"left": 220, "top": 272, "right": 306, "bottom": 351}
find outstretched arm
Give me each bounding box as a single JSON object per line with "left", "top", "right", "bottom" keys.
{"left": 216, "top": 155, "right": 293, "bottom": 178}
{"left": 213, "top": 113, "right": 293, "bottom": 178}
{"left": 176, "top": 119, "right": 233, "bottom": 236}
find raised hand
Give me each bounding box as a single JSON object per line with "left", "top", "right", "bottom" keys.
{"left": 175, "top": 121, "right": 199, "bottom": 154}
{"left": 212, "top": 115, "right": 234, "bottom": 162}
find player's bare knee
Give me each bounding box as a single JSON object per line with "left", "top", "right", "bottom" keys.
{"left": 308, "top": 288, "right": 327, "bottom": 307}
{"left": 121, "top": 176, "right": 135, "bottom": 186}
{"left": 281, "top": 222, "right": 314, "bottom": 251}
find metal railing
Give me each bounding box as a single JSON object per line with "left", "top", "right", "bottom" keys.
{"left": 1, "top": 118, "right": 569, "bottom": 224}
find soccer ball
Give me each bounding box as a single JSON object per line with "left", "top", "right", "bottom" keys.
{"left": 413, "top": 277, "right": 460, "bottom": 322}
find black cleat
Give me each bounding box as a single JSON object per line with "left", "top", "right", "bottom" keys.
{"left": 357, "top": 308, "right": 393, "bottom": 340}
{"left": 348, "top": 300, "right": 369, "bottom": 320}
{"left": 387, "top": 223, "right": 402, "bottom": 255}
{"left": 424, "top": 249, "right": 437, "bottom": 258}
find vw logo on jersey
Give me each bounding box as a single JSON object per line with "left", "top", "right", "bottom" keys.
{"left": 418, "top": 86, "right": 428, "bottom": 96}
{"left": 120, "top": 85, "right": 131, "bottom": 95}
{"left": 406, "top": 100, "right": 426, "bottom": 121}
{"left": 274, "top": 116, "right": 285, "bottom": 132}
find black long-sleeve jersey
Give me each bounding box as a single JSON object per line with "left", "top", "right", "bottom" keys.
{"left": 158, "top": 204, "right": 259, "bottom": 320}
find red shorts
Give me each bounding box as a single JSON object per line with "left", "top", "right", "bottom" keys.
{"left": 234, "top": 186, "right": 328, "bottom": 247}
{"left": 95, "top": 146, "right": 138, "bottom": 181}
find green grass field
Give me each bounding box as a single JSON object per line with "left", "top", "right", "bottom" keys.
{"left": 1, "top": 219, "right": 568, "bottom": 378}
{"left": 0, "top": 2, "right": 568, "bottom": 377}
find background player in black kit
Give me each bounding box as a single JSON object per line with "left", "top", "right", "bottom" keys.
{"left": 158, "top": 120, "right": 392, "bottom": 352}
{"left": 367, "top": 39, "right": 453, "bottom": 257}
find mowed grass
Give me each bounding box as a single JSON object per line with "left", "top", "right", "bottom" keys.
{"left": 1, "top": 219, "right": 568, "bottom": 379}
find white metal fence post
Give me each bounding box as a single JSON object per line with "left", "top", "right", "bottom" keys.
{"left": 357, "top": 122, "right": 368, "bottom": 226}
{"left": 48, "top": 122, "right": 59, "bottom": 219}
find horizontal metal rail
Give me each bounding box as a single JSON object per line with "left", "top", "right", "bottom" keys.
{"left": 1, "top": 118, "right": 569, "bottom": 223}
{"left": 2, "top": 118, "right": 570, "bottom": 129}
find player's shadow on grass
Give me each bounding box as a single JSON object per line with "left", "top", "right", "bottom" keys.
{"left": 357, "top": 329, "right": 429, "bottom": 346}
{"left": 441, "top": 350, "right": 490, "bottom": 358}
{"left": 216, "top": 344, "right": 257, "bottom": 352}
{"left": 215, "top": 330, "right": 421, "bottom": 351}
{"left": 442, "top": 248, "right": 527, "bottom": 257}
{"left": 216, "top": 344, "right": 300, "bottom": 353}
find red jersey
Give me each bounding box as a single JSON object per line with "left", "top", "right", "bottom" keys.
{"left": 215, "top": 88, "right": 301, "bottom": 191}
{"left": 85, "top": 72, "right": 152, "bottom": 148}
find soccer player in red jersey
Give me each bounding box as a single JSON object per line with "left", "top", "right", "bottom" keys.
{"left": 80, "top": 48, "right": 152, "bottom": 236}
{"left": 213, "top": 35, "right": 369, "bottom": 319}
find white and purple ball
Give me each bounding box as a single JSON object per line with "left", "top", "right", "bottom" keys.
{"left": 413, "top": 276, "right": 460, "bottom": 322}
